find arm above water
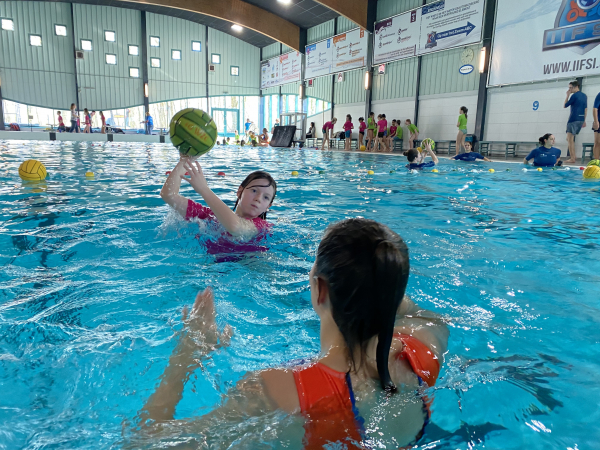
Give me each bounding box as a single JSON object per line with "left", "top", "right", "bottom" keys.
{"left": 160, "top": 156, "right": 191, "bottom": 217}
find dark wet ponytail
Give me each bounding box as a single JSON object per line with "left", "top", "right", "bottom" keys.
{"left": 233, "top": 170, "right": 277, "bottom": 220}
{"left": 539, "top": 133, "right": 552, "bottom": 147}
{"left": 316, "top": 219, "right": 410, "bottom": 392}
{"left": 461, "top": 106, "right": 468, "bottom": 119}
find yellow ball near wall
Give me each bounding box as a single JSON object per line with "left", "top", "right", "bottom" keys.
{"left": 360, "top": 145, "right": 366, "bottom": 151}
{"left": 169, "top": 108, "right": 218, "bottom": 157}
{"left": 19, "top": 160, "right": 47, "bottom": 181}
{"left": 583, "top": 165, "right": 600, "bottom": 179}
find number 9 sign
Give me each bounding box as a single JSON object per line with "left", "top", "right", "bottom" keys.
{"left": 533, "top": 101, "right": 540, "bottom": 111}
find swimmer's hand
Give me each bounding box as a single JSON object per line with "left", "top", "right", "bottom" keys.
{"left": 181, "top": 159, "right": 209, "bottom": 195}
{"left": 182, "top": 288, "right": 233, "bottom": 351}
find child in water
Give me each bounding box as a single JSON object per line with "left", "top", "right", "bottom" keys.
{"left": 161, "top": 156, "right": 276, "bottom": 242}
{"left": 138, "top": 218, "right": 448, "bottom": 448}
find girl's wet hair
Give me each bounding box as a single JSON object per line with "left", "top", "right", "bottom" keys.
{"left": 315, "top": 218, "right": 410, "bottom": 392}
{"left": 460, "top": 106, "right": 468, "bottom": 119}
{"left": 234, "top": 171, "right": 277, "bottom": 220}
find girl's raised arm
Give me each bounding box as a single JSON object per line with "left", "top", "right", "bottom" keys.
{"left": 160, "top": 156, "right": 192, "bottom": 217}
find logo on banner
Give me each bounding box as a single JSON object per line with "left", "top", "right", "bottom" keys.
{"left": 426, "top": 32, "right": 438, "bottom": 49}
{"left": 459, "top": 64, "right": 474, "bottom": 75}
{"left": 543, "top": 0, "right": 600, "bottom": 54}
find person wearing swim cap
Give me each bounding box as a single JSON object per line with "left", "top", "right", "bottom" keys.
{"left": 161, "top": 156, "right": 276, "bottom": 241}
{"left": 138, "top": 218, "right": 448, "bottom": 448}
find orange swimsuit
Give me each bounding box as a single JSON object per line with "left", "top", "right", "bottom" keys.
{"left": 293, "top": 333, "right": 440, "bottom": 449}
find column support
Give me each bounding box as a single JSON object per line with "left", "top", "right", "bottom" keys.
{"left": 330, "top": 18, "right": 338, "bottom": 120}
{"left": 141, "top": 11, "right": 150, "bottom": 113}
{"left": 69, "top": 4, "right": 80, "bottom": 111}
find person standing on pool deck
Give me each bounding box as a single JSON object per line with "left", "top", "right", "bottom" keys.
{"left": 592, "top": 90, "right": 600, "bottom": 160}
{"left": 343, "top": 115, "right": 354, "bottom": 151}
{"left": 321, "top": 117, "right": 337, "bottom": 150}
{"left": 144, "top": 111, "right": 154, "bottom": 135}
{"left": 452, "top": 141, "right": 491, "bottom": 162}
{"left": 138, "top": 218, "right": 448, "bottom": 448}
{"left": 366, "top": 112, "right": 376, "bottom": 151}
{"left": 406, "top": 140, "right": 438, "bottom": 170}
{"left": 160, "top": 156, "right": 276, "bottom": 239}
{"left": 244, "top": 118, "right": 253, "bottom": 138}
{"left": 376, "top": 114, "right": 389, "bottom": 152}
{"left": 564, "top": 80, "right": 587, "bottom": 164}
{"left": 406, "top": 119, "right": 419, "bottom": 150}
{"left": 524, "top": 134, "right": 562, "bottom": 167}
{"left": 68, "top": 104, "right": 78, "bottom": 133}
{"left": 358, "top": 117, "right": 366, "bottom": 148}
{"left": 57, "top": 111, "right": 65, "bottom": 132}
{"left": 456, "top": 107, "right": 468, "bottom": 155}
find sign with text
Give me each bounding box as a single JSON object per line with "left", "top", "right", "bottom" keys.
{"left": 490, "top": 0, "right": 600, "bottom": 86}
{"left": 373, "top": 9, "right": 421, "bottom": 64}
{"left": 305, "top": 28, "right": 369, "bottom": 79}
{"left": 418, "top": 0, "right": 484, "bottom": 55}
{"left": 260, "top": 51, "right": 301, "bottom": 89}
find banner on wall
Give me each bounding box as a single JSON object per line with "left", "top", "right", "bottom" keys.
{"left": 418, "top": 0, "right": 484, "bottom": 55}
{"left": 305, "top": 28, "right": 369, "bottom": 79}
{"left": 372, "top": 0, "right": 484, "bottom": 64}
{"left": 490, "top": 0, "right": 600, "bottom": 86}
{"left": 373, "top": 9, "right": 421, "bottom": 65}
{"left": 260, "top": 51, "right": 301, "bottom": 89}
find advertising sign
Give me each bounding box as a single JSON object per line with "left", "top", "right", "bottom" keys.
{"left": 418, "top": 0, "right": 484, "bottom": 55}
{"left": 373, "top": 9, "right": 421, "bottom": 64}
{"left": 306, "top": 39, "right": 333, "bottom": 79}
{"left": 332, "top": 28, "right": 368, "bottom": 72}
{"left": 490, "top": 0, "right": 600, "bottom": 86}
{"left": 260, "top": 52, "right": 301, "bottom": 89}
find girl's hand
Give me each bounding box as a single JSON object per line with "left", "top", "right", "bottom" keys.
{"left": 181, "top": 159, "right": 209, "bottom": 194}
{"left": 424, "top": 141, "right": 432, "bottom": 152}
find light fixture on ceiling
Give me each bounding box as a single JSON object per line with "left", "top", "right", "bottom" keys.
{"left": 231, "top": 24, "right": 243, "bottom": 32}
{"left": 278, "top": 0, "right": 292, "bottom": 4}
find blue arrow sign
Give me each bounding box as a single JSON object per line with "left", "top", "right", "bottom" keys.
{"left": 436, "top": 22, "right": 476, "bottom": 40}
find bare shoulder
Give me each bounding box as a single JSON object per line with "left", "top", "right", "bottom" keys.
{"left": 259, "top": 368, "right": 300, "bottom": 414}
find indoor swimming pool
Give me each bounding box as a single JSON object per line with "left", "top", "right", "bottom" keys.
{"left": 0, "top": 140, "right": 598, "bottom": 449}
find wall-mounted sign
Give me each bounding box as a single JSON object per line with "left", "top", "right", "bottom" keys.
{"left": 336, "top": 72, "right": 344, "bottom": 82}
{"left": 305, "top": 28, "right": 369, "bottom": 79}
{"left": 378, "top": 64, "right": 386, "bottom": 74}
{"left": 459, "top": 64, "right": 474, "bottom": 75}
{"left": 373, "top": 9, "right": 421, "bottom": 65}
{"left": 260, "top": 51, "right": 302, "bottom": 89}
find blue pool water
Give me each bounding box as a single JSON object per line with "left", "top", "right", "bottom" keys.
{"left": 0, "top": 140, "right": 599, "bottom": 449}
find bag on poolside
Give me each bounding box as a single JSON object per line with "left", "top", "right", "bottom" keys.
{"left": 112, "top": 127, "right": 125, "bottom": 134}
{"left": 9, "top": 123, "right": 20, "bottom": 131}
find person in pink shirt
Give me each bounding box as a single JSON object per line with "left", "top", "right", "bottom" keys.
{"left": 160, "top": 156, "right": 277, "bottom": 256}
{"left": 57, "top": 111, "right": 65, "bottom": 132}
{"left": 343, "top": 115, "right": 354, "bottom": 151}
{"left": 83, "top": 108, "right": 91, "bottom": 133}
{"left": 388, "top": 119, "right": 398, "bottom": 150}
{"left": 99, "top": 111, "right": 106, "bottom": 134}
{"left": 376, "top": 114, "right": 389, "bottom": 152}
{"left": 321, "top": 117, "right": 337, "bottom": 150}
{"left": 358, "top": 117, "right": 366, "bottom": 148}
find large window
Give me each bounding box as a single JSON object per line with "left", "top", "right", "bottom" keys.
{"left": 149, "top": 98, "right": 209, "bottom": 130}
{"left": 307, "top": 97, "right": 331, "bottom": 116}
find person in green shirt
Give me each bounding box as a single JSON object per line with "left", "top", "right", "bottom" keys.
{"left": 456, "top": 106, "right": 468, "bottom": 155}
{"left": 405, "top": 119, "right": 419, "bottom": 150}
{"left": 366, "top": 112, "right": 376, "bottom": 151}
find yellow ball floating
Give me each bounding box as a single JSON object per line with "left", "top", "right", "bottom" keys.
{"left": 537, "top": 167, "right": 543, "bottom": 172}
{"left": 360, "top": 145, "right": 366, "bottom": 151}
{"left": 291, "top": 171, "right": 299, "bottom": 176}
{"left": 85, "top": 171, "right": 94, "bottom": 177}
{"left": 19, "top": 159, "right": 47, "bottom": 181}
{"left": 583, "top": 164, "right": 600, "bottom": 179}
{"left": 489, "top": 169, "right": 495, "bottom": 173}
{"left": 367, "top": 170, "right": 375, "bottom": 175}
{"left": 432, "top": 169, "right": 439, "bottom": 173}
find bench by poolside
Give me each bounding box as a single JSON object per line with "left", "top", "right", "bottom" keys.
{"left": 478, "top": 141, "right": 539, "bottom": 158}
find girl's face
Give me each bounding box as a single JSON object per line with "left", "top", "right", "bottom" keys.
{"left": 236, "top": 180, "right": 275, "bottom": 218}
{"left": 464, "top": 142, "right": 472, "bottom": 152}
{"left": 405, "top": 121, "right": 409, "bottom": 126}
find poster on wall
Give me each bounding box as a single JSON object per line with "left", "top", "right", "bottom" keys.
{"left": 279, "top": 51, "right": 302, "bottom": 84}
{"left": 260, "top": 58, "right": 280, "bottom": 89}
{"left": 306, "top": 39, "right": 333, "bottom": 79}
{"left": 418, "top": 0, "right": 484, "bottom": 55}
{"left": 373, "top": 9, "right": 421, "bottom": 64}
{"left": 490, "top": 0, "right": 600, "bottom": 86}
{"left": 332, "top": 28, "right": 368, "bottom": 72}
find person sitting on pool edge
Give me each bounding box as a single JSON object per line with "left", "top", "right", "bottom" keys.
{"left": 406, "top": 140, "right": 438, "bottom": 170}
{"left": 452, "top": 141, "right": 491, "bottom": 162}
{"left": 137, "top": 218, "right": 448, "bottom": 448}
{"left": 524, "top": 134, "right": 563, "bottom": 167}
{"left": 160, "top": 155, "right": 276, "bottom": 240}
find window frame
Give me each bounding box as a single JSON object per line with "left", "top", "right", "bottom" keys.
{"left": 81, "top": 39, "right": 92, "bottom": 51}
{"left": 149, "top": 36, "right": 160, "bottom": 47}
{"left": 150, "top": 57, "right": 161, "bottom": 68}
{"left": 54, "top": 24, "right": 67, "bottom": 36}
{"left": 105, "top": 53, "right": 117, "bottom": 65}
{"left": 104, "top": 30, "right": 116, "bottom": 42}
{"left": 128, "top": 44, "right": 139, "bottom": 56}
{"left": 29, "top": 34, "right": 42, "bottom": 47}
{"left": 191, "top": 40, "right": 201, "bottom": 52}
{"left": 129, "top": 67, "right": 140, "bottom": 78}
{"left": 230, "top": 65, "right": 239, "bottom": 76}
{"left": 171, "top": 49, "right": 182, "bottom": 61}
{"left": 211, "top": 53, "right": 221, "bottom": 64}
{"left": 1, "top": 18, "right": 14, "bottom": 31}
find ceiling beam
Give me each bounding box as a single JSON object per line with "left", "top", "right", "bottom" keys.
{"left": 122, "top": 0, "right": 300, "bottom": 50}
{"left": 316, "top": 0, "right": 369, "bottom": 30}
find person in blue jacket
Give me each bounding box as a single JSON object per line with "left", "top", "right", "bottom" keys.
{"left": 524, "top": 134, "right": 563, "bottom": 167}
{"left": 452, "top": 141, "right": 492, "bottom": 162}
{"left": 144, "top": 111, "right": 154, "bottom": 135}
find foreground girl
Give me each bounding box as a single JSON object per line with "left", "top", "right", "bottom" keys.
{"left": 161, "top": 155, "right": 276, "bottom": 241}
{"left": 138, "top": 218, "right": 448, "bottom": 448}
